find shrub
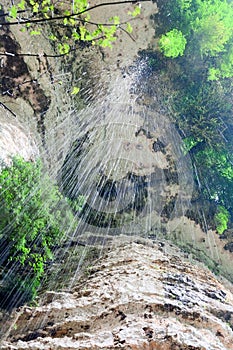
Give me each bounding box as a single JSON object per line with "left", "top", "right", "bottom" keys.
{"left": 159, "top": 29, "right": 187, "bottom": 58}
{"left": 0, "top": 157, "right": 75, "bottom": 309}
{"left": 214, "top": 206, "right": 229, "bottom": 234}
{"left": 157, "top": 0, "right": 233, "bottom": 79}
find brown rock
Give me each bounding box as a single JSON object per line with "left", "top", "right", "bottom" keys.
{"left": 1, "top": 240, "right": 233, "bottom": 349}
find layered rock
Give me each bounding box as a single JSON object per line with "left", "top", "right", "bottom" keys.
{"left": 1, "top": 239, "right": 233, "bottom": 349}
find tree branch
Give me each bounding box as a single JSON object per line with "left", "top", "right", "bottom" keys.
{"left": 0, "top": 102, "right": 17, "bottom": 117}
{"left": 0, "top": 50, "right": 71, "bottom": 58}
{"left": 0, "top": 0, "right": 151, "bottom": 26}
{"left": 0, "top": 16, "right": 137, "bottom": 59}
{"left": 119, "top": 25, "right": 136, "bottom": 42}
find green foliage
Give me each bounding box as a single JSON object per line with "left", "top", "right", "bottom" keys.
{"left": 208, "top": 44, "right": 233, "bottom": 80}
{"left": 182, "top": 136, "right": 202, "bottom": 155}
{"left": 18, "top": 0, "right": 26, "bottom": 10}
{"left": 126, "top": 22, "right": 133, "bottom": 34}
{"left": 159, "top": 29, "right": 187, "bottom": 58}
{"left": 152, "top": 0, "right": 233, "bottom": 232}
{"left": 193, "top": 14, "right": 231, "bottom": 57}
{"left": 178, "top": 0, "right": 192, "bottom": 10}
{"left": 193, "top": 146, "right": 233, "bottom": 211}
{"left": 157, "top": 0, "right": 233, "bottom": 79}
{"left": 0, "top": 270, "right": 40, "bottom": 309}
{"left": 71, "top": 86, "right": 80, "bottom": 95}
{"left": 30, "top": 30, "right": 41, "bottom": 36}
{"left": 171, "top": 80, "right": 231, "bottom": 147}
{"left": 196, "top": 148, "right": 233, "bottom": 181}
{"left": 8, "top": 5, "right": 18, "bottom": 19}
{"left": 214, "top": 205, "right": 229, "bottom": 234}
{"left": 68, "top": 195, "right": 86, "bottom": 213}
{"left": 0, "top": 157, "right": 75, "bottom": 308}
{"left": 58, "top": 43, "right": 70, "bottom": 55}
{"left": 128, "top": 5, "right": 141, "bottom": 17}
{"left": 6, "top": 0, "right": 142, "bottom": 53}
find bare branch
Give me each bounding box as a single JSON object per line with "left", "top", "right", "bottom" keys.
{"left": 0, "top": 50, "right": 71, "bottom": 58}
{"left": 0, "top": 101, "right": 17, "bottom": 117}
{"left": 119, "top": 25, "right": 136, "bottom": 42}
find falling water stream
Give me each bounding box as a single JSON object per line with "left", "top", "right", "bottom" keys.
{"left": 59, "top": 65, "right": 193, "bottom": 238}
{"left": 1, "top": 0, "right": 233, "bottom": 343}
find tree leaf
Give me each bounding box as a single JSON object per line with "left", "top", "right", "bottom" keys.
{"left": 126, "top": 23, "right": 133, "bottom": 34}
{"left": 9, "top": 5, "right": 18, "bottom": 19}
{"left": 71, "top": 86, "right": 80, "bottom": 95}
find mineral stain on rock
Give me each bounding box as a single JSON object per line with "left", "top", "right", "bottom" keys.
{"left": 0, "top": 31, "right": 51, "bottom": 138}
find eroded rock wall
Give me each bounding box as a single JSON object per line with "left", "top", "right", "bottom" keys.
{"left": 1, "top": 239, "right": 233, "bottom": 349}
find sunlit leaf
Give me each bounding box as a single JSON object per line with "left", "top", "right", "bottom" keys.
{"left": 128, "top": 5, "right": 141, "bottom": 17}
{"left": 18, "top": 0, "right": 26, "bottom": 10}
{"left": 126, "top": 23, "right": 133, "bottom": 33}
{"left": 58, "top": 43, "right": 70, "bottom": 55}
{"left": 71, "top": 86, "right": 80, "bottom": 95}
{"left": 30, "top": 30, "right": 41, "bottom": 35}
{"left": 49, "top": 34, "right": 57, "bottom": 41}
{"left": 9, "top": 5, "right": 18, "bottom": 19}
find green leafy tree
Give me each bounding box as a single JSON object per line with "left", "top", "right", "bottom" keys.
{"left": 157, "top": 0, "right": 233, "bottom": 79}
{"left": 0, "top": 157, "right": 75, "bottom": 309}
{"left": 190, "top": 0, "right": 233, "bottom": 80}
{"left": 192, "top": 13, "right": 232, "bottom": 57}
{"left": 208, "top": 44, "right": 233, "bottom": 80}
{"left": 152, "top": 0, "right": 233, "bottom": 233}
{"left": 159, "top": 29, "right": 187, "bottom": 58}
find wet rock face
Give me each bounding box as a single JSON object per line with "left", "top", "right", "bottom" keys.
{"left": 0, "top": 32, "right": 51, "bottom": 131}
{"left": 0, "top": 26, "right": 44, "bottom": 163}
{"left": 58, "top": 94, "right": 193, "bottom": 236}
{"left": 0, "top": 112, "right": 39, "bottom": 165}
{"left": 1, "top": 240, "right": 233, "bottom": 349}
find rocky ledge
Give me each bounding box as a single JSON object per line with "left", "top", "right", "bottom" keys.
{"left": 1, "top": 239, "right": 233, "bottom": 350}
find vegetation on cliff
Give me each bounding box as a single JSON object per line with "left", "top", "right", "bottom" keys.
{"left": 1, "top": 0, "right": 233, "bottom": 311}
{"left": 2, "top": 0, "right": 142, "bottom": 52}
{"left": 0, "top": 157, "right": 75, "bottom": 309}
{"left": 150, "top": 0, "right": 233, "bottom": 232}
{"left": 157, "top": 0, "right": 233, "bottom": 80}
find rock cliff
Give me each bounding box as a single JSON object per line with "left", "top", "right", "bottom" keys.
{"left": 1, "top": 239, "right": 233, "bottom": 349}
{"left": 1, "top": 2, "right": 233, "bottom": 349}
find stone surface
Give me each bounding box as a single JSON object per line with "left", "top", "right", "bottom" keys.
{"left": 1, "top": 239, "right": 233, "bottom": 349}
{"left": 1, "top": 3, "right": 233, "bottom": 349}
{"left": 0, "top": 110, "right": 39, "bottom": 165}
